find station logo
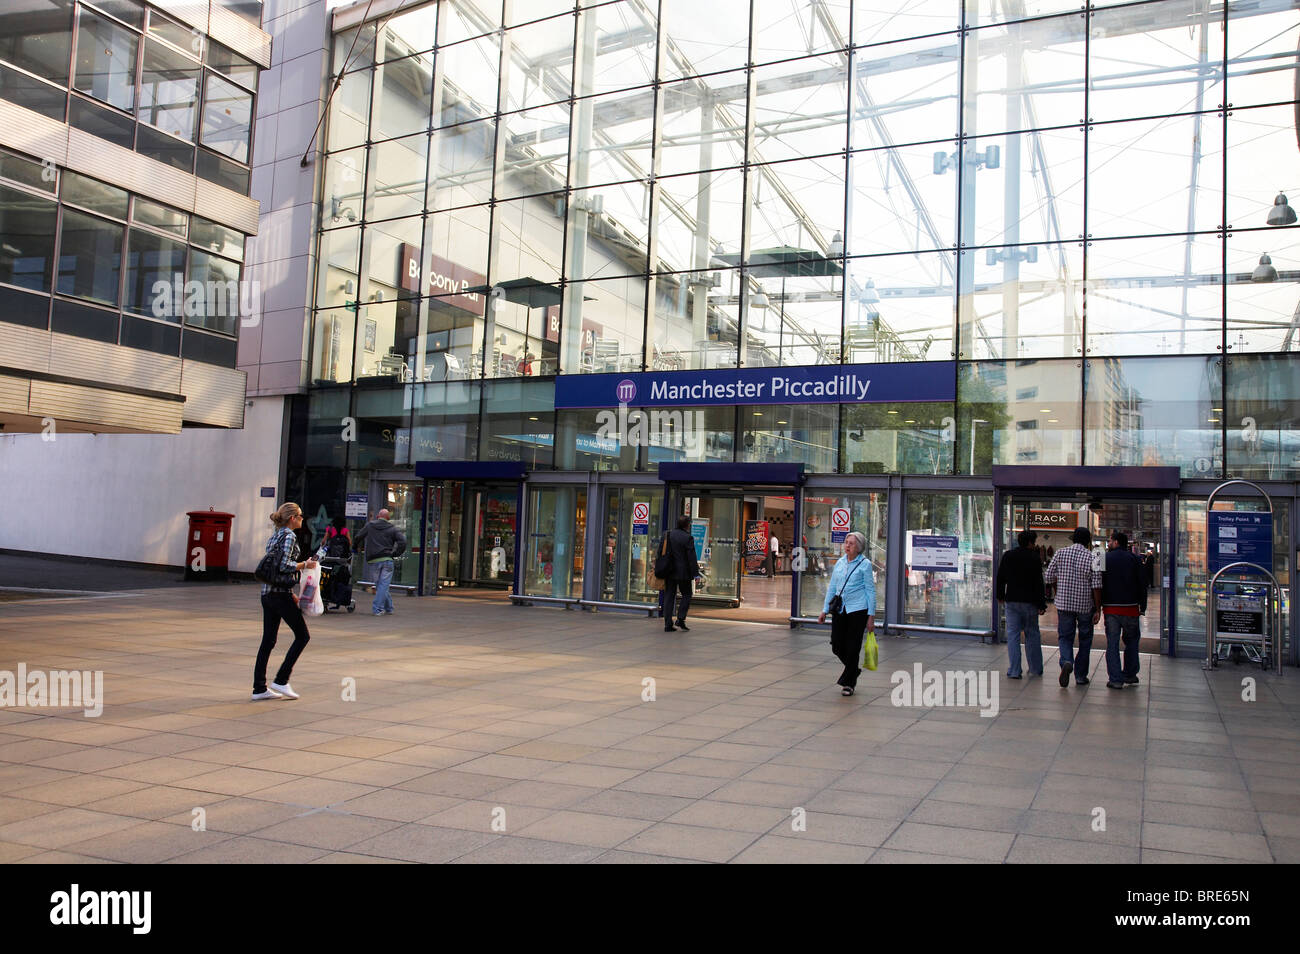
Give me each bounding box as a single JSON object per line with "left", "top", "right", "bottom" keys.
{"left": 616, "top": 379, "right": 637, "bottom": 403}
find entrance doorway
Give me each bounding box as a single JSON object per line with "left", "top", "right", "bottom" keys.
{"left": 663, "top": 485, "right": 796, "bottom": 614}
{"left": 422, "top": 480, "right": 519, "bottom": 590}
{"left": 1003, "top": 495, "right": 1169, "bottom": 653}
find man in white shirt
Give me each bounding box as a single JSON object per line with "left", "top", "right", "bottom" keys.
{"left": 767, "top": 534, "right": 780, "bottom": 576}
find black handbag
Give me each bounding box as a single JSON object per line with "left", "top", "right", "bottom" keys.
{"left": 828, "top": 556, "right": 865, "bottom": 616}
{"left": 255, "top": 536, "right": 300, "bottom": 589}
{"left": 653, "top": 534, "right": 673, "bottom": 579}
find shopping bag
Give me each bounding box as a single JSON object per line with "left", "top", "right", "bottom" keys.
{"left": 297, "top": 565, "right": 325, "bottom": 616}
{"left": 862, "top": 628, "right": 878, "bottom": 671}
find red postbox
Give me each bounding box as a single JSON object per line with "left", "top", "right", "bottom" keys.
{"left": 185, "top": 508, "right": 236, "bottom": 580}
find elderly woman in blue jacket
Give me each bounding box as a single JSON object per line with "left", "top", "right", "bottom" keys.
{"left": 818, "top": 530, "right": 877, "bottom": 696}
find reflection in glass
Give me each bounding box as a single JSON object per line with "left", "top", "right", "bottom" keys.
{"left": 1226, "top": 354, "right": 1300, "bottom": 480}
{"left": 74, "top": 10, "right": 138, "bottom": 113}
{"left": 739, "top": 404, "right": 837, "bottom": 472}
{"left": 904, "top": 491, "right": 994, "bottom": 630}
{"left": 958, "top": 359, "right": 1082, "bottom": 472}
{"left": 56, "top": 209, "right": 123, "bottom": 305}
{"left": 842, "top": 402, "right": 955, "bottom": 474}
{"left": 1083, "top": 356, "right": 1222, "bottom": 476}
{"left": 524, "top": 486, "right": 586, "bottom": 598}
{"left": 371, "top": 52, "right": 433, "bottom": 142}
{"left": 428, "top": 117, "right": 495, "bottom": 211}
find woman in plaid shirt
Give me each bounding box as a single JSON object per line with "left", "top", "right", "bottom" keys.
{"left": 252, "top": 503, "right": 317, "bottom": 701}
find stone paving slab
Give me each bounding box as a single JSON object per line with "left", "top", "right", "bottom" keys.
{"left": 0, "top": 587, "right": 1296, "bottom": 863}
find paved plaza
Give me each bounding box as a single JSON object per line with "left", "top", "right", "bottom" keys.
{"left": 0, "top": 583, "right": 1295, "bottom": 864}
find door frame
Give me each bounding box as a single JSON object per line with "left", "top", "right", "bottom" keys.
{"left": 657, "top": 462, "right": 806, "bottom": 615}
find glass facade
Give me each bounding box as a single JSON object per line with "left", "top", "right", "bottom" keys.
{"left": 294, "top": 0, "right": 1300, "bottom": 652}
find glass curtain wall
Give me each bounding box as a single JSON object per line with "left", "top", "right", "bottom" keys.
{"left": 311, "top": 0, "right": 1300, "bottom": 474}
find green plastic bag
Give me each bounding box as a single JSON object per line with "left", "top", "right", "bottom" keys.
{"left": 862, "top": 628, "right": 878, "bottom": 671}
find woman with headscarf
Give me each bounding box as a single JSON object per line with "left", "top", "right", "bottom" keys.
{"left": 817, "top": 530, "right": 877, "bottom": 696}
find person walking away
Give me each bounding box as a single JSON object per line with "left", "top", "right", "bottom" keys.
{"left": 663, "top": 516, "right": 701, "bottom": 632}
{"left": 769, "top": 533, "right": 781, "bottom": 576}
{"left": 1101, "top": 531, "right": 1147, "bottom": 689}
{"left": 1044, "top": 527, "right": 1102, "bottom": 687}
{"left": 354, "top": 508, "right": 407, "bottom": 616}
{"left": 252, "top": 503, "right": 316, "bottom": 701}
{"left": 817, "top": 531, "right": 876, "bottom": 696}
{"left": 996, "top": 529, "right": 1047, "bottom": 679}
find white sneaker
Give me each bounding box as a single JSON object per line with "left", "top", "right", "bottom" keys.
{"left": 269, "top": 682, "right": 299, "bottom": 699}
{"left": 250, "top": 689, "right": 283, "bottom": 701}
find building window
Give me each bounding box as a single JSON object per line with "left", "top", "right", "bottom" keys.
{"left": 200, "top": 72, "right": 253, "bottom": 164}
{"left": 56, "top": 208, "right": 124, "bottom": 305}
{"left": 0, "top": 183, "right": 58, "bottom": 291}
{"left": 73, "top": 9, "right": 138, "bottom": 113}
{"left": 138, "top": 39, "right": 200, "bottom": 140}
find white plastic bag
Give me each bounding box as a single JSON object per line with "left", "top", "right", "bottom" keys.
{"left": 297, "top": 565, "right": 325, "bottom": 616}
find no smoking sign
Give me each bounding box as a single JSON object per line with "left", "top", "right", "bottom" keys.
{"left": 632, "top": 502, "right": 649, "bottom": 535}
{"left": 831, "top": 507, "right": 850, "bottom": 543}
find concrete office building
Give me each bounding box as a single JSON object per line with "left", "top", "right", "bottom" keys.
{"left": 0, "top": 0, "right": 333, "bottom": 570}
{"left": 4, "top": 0, "right": 1298, "bottom": 665}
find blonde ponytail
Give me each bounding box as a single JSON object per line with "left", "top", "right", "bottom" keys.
{"left": 270, "top": 502, "right": 302, "bottom": 528}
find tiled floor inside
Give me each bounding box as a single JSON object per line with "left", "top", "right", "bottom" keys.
{"left": 0, "top": 585, "right": 1295, "bottom": 863}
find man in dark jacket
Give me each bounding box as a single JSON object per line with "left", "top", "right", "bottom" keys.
{"left": 996, "top": 529, "right": 1048, "bottom": 678}
{"left": 662, "top": 515, "right": 702, "bottom": 633}
{"left": 354, "top": 509, "right": 407, "bottom": 616}
{"left": 1101, "top": 531, "right": 1147, "bottom": 689}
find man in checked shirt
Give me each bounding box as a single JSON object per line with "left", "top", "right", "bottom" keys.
{"left": 1044, "top": 526, "right": 1103, "bottom": 688}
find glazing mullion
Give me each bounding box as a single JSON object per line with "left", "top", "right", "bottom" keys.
{"left": 736, "top": 0, "right": 755, "bottom": 369}
{"left": 641, "top": 0, "right": 668, "bottom": 374}
{"left": 1079, "top": 3, "right": 1091, "bottom": 467}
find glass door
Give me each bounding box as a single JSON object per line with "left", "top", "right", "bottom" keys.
{"left": 1001, "top": 495, "right": 1170, "bottom": 652}
{"left": 671, "top": 487, "right": 742, "bottom": 606}
{"left": 468, "top": 484, "right": 517, "bottom": 586}
{"left": 524, "top": 485, "right": 587, "bottom": 599}
{"left": 602, "top": 486, "right": 663, "bottom": 604}
{"left": 377, "top": 481, "right": 425, "bottom": 589}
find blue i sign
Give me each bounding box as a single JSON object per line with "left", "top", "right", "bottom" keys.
{"left": 1207, "top": 511, "right": 1272, "bottom": 577}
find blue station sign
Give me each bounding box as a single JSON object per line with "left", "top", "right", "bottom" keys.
{"left": 554, "top": 361, "right": 957, "bottom": 409}
{"left": 1207, "top": 511, "right": 1272, "bottom": 577}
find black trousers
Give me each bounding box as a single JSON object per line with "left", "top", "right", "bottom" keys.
{"left": 254, "top": 591, "right": 311, "bottom": 693}
{"left": 830, "top": 609, "right": 871, "bottom": 688}
{"left": 663, "top": 578, "right": 693, "bottom": 627}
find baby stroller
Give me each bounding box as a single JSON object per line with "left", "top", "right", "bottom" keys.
{"left": 319, "top": 557, "right": 356, "bottom": 613}
{"left": 319, "top": 526, "right": 356, "bottom": 612}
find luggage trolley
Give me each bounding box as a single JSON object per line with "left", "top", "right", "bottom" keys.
{"left": 1203, "top": 480, "right": 1282, "bottom": 675}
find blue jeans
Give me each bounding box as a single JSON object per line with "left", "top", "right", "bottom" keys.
{"left": 1104, "top": 613, "right": 1141, "bottom": 683}
{"left": 1057, "top": 610, "right": 1094, "bottom": 681}
{"left": 1004, "top": 601, "right": 1044, "bottom": 677}
{"left": 372, "top": 560, "right": 394, "bottom": 614}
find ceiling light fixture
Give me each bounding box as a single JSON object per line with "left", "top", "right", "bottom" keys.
{"left": 1267, "top": 193, "right": 1298, "bottom": 226}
